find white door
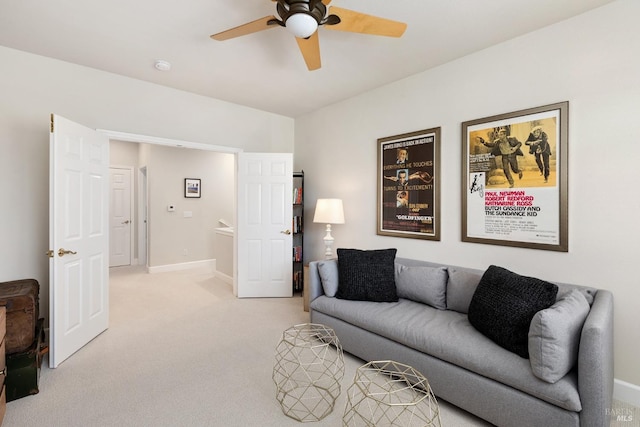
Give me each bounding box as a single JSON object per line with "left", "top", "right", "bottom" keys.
{"left": 137, "top": 166, "right": 148, "bottom": 266}
{"left": 237, "top": 153, "right": 293, "bottom": 297}
{"left": 49, "top": 114, "right": 109, "bottom": 368}
{"left": 109, "top": 167, "right": 132, "bottom": 267}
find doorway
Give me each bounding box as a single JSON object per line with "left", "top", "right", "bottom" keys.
{"left": 138, "top": 166, "right": 147, "bottom": 267}
{"left": 103, "top": 129, "right": 295, "bottom": 300}
{"left": 108, "top": 137, "right": 237, "bottom": 279}
{"left": 109, "top": 166, "right": 133, "bottom": 267}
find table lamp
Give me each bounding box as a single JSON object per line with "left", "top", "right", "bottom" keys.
{"left": 313, "top": 199, "right": 345, "bottom": 259}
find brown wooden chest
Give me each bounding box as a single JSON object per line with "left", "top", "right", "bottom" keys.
{"left": 0, "top": 307, "right": 7, "bottom": 424}
{"left": 0, "top": 279, "right": 40, "bottom": 354}
{"left": 6, "top": 318, "right": 46, "bottom": 402}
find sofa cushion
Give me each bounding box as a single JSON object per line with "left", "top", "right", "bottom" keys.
{"left": 529, "top": 289, "right": 590, "bottom": 383}
{"left": 395, "top": 264, "right": 447, "bottom": 309}
{"left": 317, "top": 259, "right": 339, "bottom": 297}
{"left": 468, "top": 265, "right": 558, "bottom": 358}
{"left": 311, "top": 295, "right": 582, "bottom": 412}
{"left": 336, "top": 248, "right": 398, "bottom": 302}
{"left": 446, "top": 267, "right": 483, "bottom": 313}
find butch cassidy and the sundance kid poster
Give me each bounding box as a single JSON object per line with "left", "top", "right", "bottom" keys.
{"left": 462, "top": 102, "right": 568, "bottom": 251}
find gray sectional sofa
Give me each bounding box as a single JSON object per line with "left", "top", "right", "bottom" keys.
{"left": 308, "top": 256, "right": 614, "bottom": 427}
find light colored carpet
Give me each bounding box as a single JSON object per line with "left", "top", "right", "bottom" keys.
{"left": 2, "top": 266, "right": 631, "bottom": 426}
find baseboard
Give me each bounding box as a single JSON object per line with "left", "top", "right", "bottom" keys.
{"left": 148, "top": 259, "right": 216, "bottom": 274}
{"left": 214, "top": 270, "right": 233, "bottom": 285}
{"left": 614, "top": 378, "right": 640, "bottom": 407}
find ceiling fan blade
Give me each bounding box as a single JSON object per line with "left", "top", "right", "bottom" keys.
{"left": 325, "top": 7, "right": 407, "bottom": 37}
{"left": 210, "top": 16, "right": 277, "bottom": 41}
{"left": 295, "top": 31, "right": 321, "bottom": 71}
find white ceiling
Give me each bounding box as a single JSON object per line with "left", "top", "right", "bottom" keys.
{"left": 0, "top": 0, "right": 614, "bottom": 118}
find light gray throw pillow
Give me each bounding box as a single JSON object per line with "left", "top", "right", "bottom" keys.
{"left": 394, "top": 264, "right": 447, "bottom": 309}
{"left": 446, "top": 268, "right": 483, "bottom": 313}
{"left": 317, "top": 259, "right": 339, "bottom": 297}
{"left": 528, "top": 289, "right": 590, "bottom": 383}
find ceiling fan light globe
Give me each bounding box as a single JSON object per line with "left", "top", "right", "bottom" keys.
{"left": 286, "top": 13, "right": 318, "bottom": 38}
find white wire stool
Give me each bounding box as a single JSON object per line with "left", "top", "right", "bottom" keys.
{"left": 343, "top": 360, "right": 441, "bottom": 427}
{"left": 273, "top": 323, "right": 345, "bottom": 422}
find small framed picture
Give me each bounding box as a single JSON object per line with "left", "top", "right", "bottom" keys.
{"left": 184, "top": 178, "right": 201, "bottom": 198}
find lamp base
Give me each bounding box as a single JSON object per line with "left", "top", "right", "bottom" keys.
{"left": 323, "top": 224, "right": 335, "bottom": 260}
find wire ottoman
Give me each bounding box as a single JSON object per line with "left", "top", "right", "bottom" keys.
{"left": 273, "top": 323, "right": 345, "bottom": 422}
{"left": 343, "top": 360, "right": 441, "bottom": 427}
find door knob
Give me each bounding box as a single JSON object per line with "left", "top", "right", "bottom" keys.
{"left": 281, "top": 230, "right": 291, "bottom": 235}
{"left": 122, "top": 220, "right": 130, "bottom": 224}
{"left": 58, "top": 248, "right": 78, "bottom": 257}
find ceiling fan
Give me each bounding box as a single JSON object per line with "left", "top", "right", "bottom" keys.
{"left": 210, "top": 0, "right": 407, "bottom": 71}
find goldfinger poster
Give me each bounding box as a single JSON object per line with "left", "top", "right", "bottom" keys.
{"left": 377, "top": 127, "right": 440, "bottom": 240}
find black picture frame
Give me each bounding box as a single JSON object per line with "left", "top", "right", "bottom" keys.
{"left": 184, "top": 178, "right": 201, "bottom": 198}
{"left": 377, "top": 127, "right": 441, "bottom": 241}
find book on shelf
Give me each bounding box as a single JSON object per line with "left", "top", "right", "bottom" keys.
{"left": 292, "top": 216, "right": 303, "bottom": 234}
{"left": 293, "top": 270, "right": 303, "bottom": 291}
{"left": 292, "top": 246, "right": 302, "bottom": 262}
{"left": 293, "top": 187, "right": 303, "bottom": 205}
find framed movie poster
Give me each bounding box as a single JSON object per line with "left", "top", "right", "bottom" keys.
{"left": 377, "top": 127, "right": 440, "bottom": 240}
{"left": 462, "top": 102, "right": 568, "bottom": 251}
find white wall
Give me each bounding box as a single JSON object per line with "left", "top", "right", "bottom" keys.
{"left": 0, "top": 46, "right": 294, "bottom": 321}
{"left": 146, "top": 145, "right": 234, "bottom": 267}
{"left": 296, "top": 0, "right": 640, "bottom": 390}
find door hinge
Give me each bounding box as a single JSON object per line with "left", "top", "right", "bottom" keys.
{"left": 46, "top": 249, "right": 54, "bottom": 258}
{"left": 50, "top": 113, "right": 54, "bottom": 133}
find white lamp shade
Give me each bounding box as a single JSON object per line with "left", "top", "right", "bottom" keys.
{"left": 313, "top": 199, "right": 345, "bottom": 224}
{"left": 285, "top": 13, "right": 318, "bottom": 38}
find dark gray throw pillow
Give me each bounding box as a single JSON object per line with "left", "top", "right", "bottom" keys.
{"left": 336, "top": 248, "right": 398, "bottom": 302}
{"left": 468, "top": 265, "right": 558, "bottom": 358}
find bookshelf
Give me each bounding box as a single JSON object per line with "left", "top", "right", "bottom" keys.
{"left": 293, "top": 171, "right": 304, "bottom": 293}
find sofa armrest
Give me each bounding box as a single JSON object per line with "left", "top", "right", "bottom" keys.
{"left": 308, "top": 261, "right": 325, "bottom": 304}
{"left": 578, "top": 289, "right": 614, "bottom": 426}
